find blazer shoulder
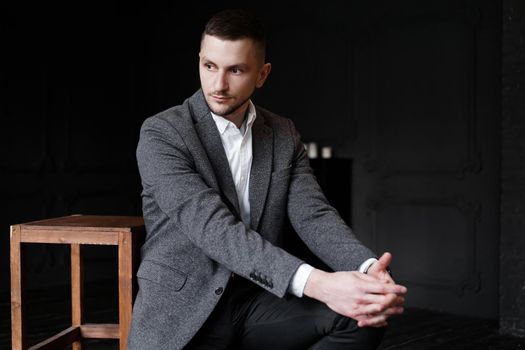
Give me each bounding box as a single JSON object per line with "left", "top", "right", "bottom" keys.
{"left": 138, "top": 101, "right": 199, "bottom": 159}
{"left": 142, "top": 103, "right": 192, "bottom": 132}
{"left": 256, "top": 106, "right": 295, "bottom": 132}
{"left": 143, "top": 89, "right": 207, "bottom": 131}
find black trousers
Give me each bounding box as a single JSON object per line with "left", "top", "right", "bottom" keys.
{"left": 185, "top": 275, "right": 386, "bottom": 350}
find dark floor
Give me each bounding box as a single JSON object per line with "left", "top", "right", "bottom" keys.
{"left": 378, "top": 309, "right": 525, "bottom": 350}
{"left": 1, "top": 283, "right": 524, "bottom": 350}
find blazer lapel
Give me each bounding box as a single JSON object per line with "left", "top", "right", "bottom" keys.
{"left": 249, "top": 111, "right": 273, "bottom": 230}
{"left": 190, "top": 91, "right": 241, "bottom": 218}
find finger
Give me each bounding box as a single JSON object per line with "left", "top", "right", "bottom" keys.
{"left": 353, "top": 305, "right": 404, "bottom": 326}
{"left": 370, "top": 252, "right": 392, "bottom": 273}
{"left": 353, "top": 271, "right": 384, "bottom": 282}
{"left": 392, "top": 295, "right": 405, "bottom": 306}
{"left": 357, "top": 314, "right": 388, "bottom": 328}
{"left": 367, "top": 253, "right": 394, "bottom": 281}
{"left": 353, "top": 301, "right": 390, "bottom": 316}
{"left": 358, "top": 321, "right": 388, "bottom": 328}
{"left": 359, "top": 292, "right": 403, "bottom": 307}
{"left": 358, "top": 293, "right": 389, "bottom": 305}
{"left": 361, "top": 280, "right": 407, "bottom": 295}
{"left": 378, "top": 273, "right": 394, "bottom": 284}
{"left": 360, "top": 320, "right": 388, "bottom": 328}
{"left": 379, "top": 293, "right": 405, "bottom": 307}
{"left": 350, "top": 300, "right": 405, "bottom": 325}
{"left": 354, "top": 293, "right": 405, "bottom": 316}
{"left": 381, "top": 306, "right": 404, "bottom": 316}
{"left": 353, "top": 271, "right": 396, "bottom": 286}
{"left": 377, "top": 252, "right": 392, "bottom": 269}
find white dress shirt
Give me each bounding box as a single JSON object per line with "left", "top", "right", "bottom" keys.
{"left": 211, "top": 103, "right": 255, "bottom": 226}
{"left": 211, "top": 101, "right": 376, "bottom": 297}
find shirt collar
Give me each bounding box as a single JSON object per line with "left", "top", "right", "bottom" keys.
{"left": 211, "top": 100, "right": 257, "bottom": 135}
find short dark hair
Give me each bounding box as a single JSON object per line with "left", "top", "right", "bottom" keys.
{"left": 202, "top": 9, "right": 267, "bottom": 60}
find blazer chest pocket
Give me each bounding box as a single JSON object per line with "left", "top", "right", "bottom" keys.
{"left": 137, "top": 259, "right": 187, "bottom": 291}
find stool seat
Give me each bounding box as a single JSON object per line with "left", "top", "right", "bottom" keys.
{"left": 10, "top": 215, "right": 145, "bottom": 350}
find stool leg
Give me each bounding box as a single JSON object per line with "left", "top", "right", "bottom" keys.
{"left": 118, "top": 232, "right": 133, "bottom": 350}
{"left": 71, "top": 244, "right": 83, "bottom": 350}
{"left": 10, "top": 225, "right": 26, "bottom": 350}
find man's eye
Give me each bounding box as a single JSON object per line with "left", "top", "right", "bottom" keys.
{"left": 231, "top": 68, "right": 242, "bottom": 74}
{"left": 205, "top": 63, "right": 214, "bottom": 70}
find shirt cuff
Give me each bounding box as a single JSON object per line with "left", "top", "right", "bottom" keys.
{"left": 288, "top": 263, "right": 315, "bottom": 297}
{"left": 358, "top": 258, "right": 379, "bottom": 274}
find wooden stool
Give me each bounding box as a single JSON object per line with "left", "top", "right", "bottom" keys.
{"left": 10, "top": 215, "right": 145, "bottom": 350}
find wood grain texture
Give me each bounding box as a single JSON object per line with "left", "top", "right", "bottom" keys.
{"left": 71, "top": 244, "right": 84, "bottom": 350}
{"left": 118, "top": 231, "right": 133, "bottom": 350}
{"left": 21, "top": 215, "right": 144, "bottom": 231}
{"left": 28, "top": 326, "right": 80, "bottom": 350}
{"left": 80, "top": 324, "right": 119, "bottom": 339}
{"left": 10, "top": 225, "right": 26, "bottom": 350}
{"left": 20, "top": 229, "right": 119, "bottom": 245}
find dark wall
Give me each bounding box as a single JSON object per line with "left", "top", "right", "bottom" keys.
{"left": 501, "top": 0, "right": 525, "bottom": 337}
{"left": 348, "top": 0, "right": 501, "bottom": 318}
{"left": 0, "top": 0, "right": 509, "bottom": 323}
{"left": 0, "top": 2, "right": 234, "bottom": 293}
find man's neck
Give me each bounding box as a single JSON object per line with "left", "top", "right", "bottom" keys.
{"left": 223, "top": 104, "right": 249, "bottom": 129}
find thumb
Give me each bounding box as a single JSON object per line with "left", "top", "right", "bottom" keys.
{"left": 375, "top": 252, "right": 392, "bottom": 272}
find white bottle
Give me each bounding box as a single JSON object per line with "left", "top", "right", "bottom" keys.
{"left": 307, "top": 142, "right": 318, "bottom": 159}
{"left": 321, "top": 146, "right": 332, "bottom": 159}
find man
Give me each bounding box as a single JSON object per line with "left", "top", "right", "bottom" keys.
{"left": 128, "top": 8, "right": 407, "bottom": 350}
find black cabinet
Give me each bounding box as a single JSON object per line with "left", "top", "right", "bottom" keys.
{"left": 310, "top": 158, "right": 352, "bottom": 226}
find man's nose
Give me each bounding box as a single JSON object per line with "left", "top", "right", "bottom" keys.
{"left": 214, "top": 71, "right": 228, "bottom": 91}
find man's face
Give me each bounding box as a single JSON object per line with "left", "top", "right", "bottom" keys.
{"left": 199, "top": 34, "right": 271, "bottom": 118}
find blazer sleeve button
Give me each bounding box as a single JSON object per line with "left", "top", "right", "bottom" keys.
{"left": 215, "top": 287, "right": 224, "bottom": 295}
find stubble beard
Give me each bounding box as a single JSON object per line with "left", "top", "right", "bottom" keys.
{"left": 206, "top": 94, "right": 250, "bottom": 117}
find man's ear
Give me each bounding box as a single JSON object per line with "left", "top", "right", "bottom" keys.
{"left": 256, "top": 62, "right": 272, "bottom": 88}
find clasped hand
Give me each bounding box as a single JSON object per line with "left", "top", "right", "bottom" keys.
{"left": 304, "top": 252, "right": 407, "bottom": 328}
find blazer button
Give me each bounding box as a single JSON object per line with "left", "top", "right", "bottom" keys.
{"left": 215, "top": 287, "right": 224, "bottom": 295}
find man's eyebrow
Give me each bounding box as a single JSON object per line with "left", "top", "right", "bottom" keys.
{"left": 200, "top": 57, "right": 249, "bottom": 70}
{"left": 228, "top": 63, "right": 249, "bottom": 70}
{"left": 200, "top": 56, "right": 215, "bottom": 64}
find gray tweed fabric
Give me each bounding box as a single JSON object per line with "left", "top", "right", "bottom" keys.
{"left": 127, "top": 89, "right": 375, "bottom": 349}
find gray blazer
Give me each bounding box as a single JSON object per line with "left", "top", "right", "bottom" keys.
{"left": 127, "top": 89, "right": 375, "bottom": 349}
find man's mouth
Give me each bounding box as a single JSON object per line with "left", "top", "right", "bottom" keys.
{"left": 211, "top": 94, "right": 232, "bottom": 101}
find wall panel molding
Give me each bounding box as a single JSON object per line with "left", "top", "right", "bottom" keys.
{"left": 361, "top": 5, "right": 482, "bottom": 179}
{"left": 366, "top": 196, "right": 481, "bottom": 296}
